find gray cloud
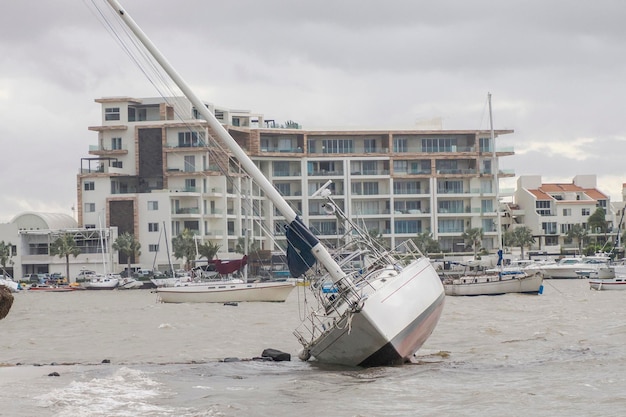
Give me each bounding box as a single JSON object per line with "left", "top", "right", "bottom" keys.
{"left": 1, "top": 0, "right": 625, "bottom": 222}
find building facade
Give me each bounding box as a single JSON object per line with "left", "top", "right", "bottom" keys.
{"left": 512, "top": 175, "right": 614, "bottom": 255}
{"left": 77, "top": 96, "right": 515, "bottom": 272}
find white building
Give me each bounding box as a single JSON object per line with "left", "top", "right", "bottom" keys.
{"left": 512, "top": 175, "right": 614, "bottom": 255}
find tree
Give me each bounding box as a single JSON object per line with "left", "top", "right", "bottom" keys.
{"left": 49, "top": 234, "right": 81, "bottom": 282}
{"left": 172, "top": 229, "right": 197, "bottom": 270}
{"left": 567, "top": 224, "right": 588, "bottom": 255}
{"left": 0, "top": 241, "right": 14, "bottom": 276}
{"left": 507, "top": 227, "right": 536, "bottom": 259}
{"left": 112, "top": 232, "right": 141, "bottom": 276}
{"left": 234, "top": 236, "right": 260, "bottom": 255}
{"left": 412, "top": 232, "right": 440, "bottom": 255}
{"left": 587, "top": 207, "right": 608, "bottom": 235}
{"left": 462, "top": 228, "right": 483, "bottom": 259}
{"left": 197, "top": 241, "right": 221, "bottom": 261}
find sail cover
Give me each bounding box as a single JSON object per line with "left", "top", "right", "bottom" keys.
{"left": 210, "top": 255, "right": 248, "bottom": 274}
{"left": 285, "top": 217, "right": 319, "bottom": 277}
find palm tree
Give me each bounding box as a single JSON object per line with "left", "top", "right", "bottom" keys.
{"left": 50, "top": 234, "right": 81, "bottom": 282}
{"left": 508, "top": 226, "right": 536, "bottom": 259}
{"left": 567, "top": 224, "right": 587, "bottom": 255}
{"left": 0, "top": 241, "right": 14, "bottom": 277}
{"left": 198, "top": 241, "right": 221, "bottom": 262}
{"left": 412, "top": 232, "right": 440, "bottom": 255}
{"left": 462, "top": 228, "right": 483, "bottom": 259}
{"left": 112, "top": 232, "right": 141, "bottom": 276}
{"left": 172, "top": 229, "right": 197, "bottom": 270}
{"left": 234, "top": 237, "right": 260, "bottom": 255}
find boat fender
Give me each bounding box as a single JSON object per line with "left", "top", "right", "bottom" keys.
{"left": 298, "top": 349, "right": 312, "bottom": 361}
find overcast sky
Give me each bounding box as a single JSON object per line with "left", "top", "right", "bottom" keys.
{"left": 1, "top": 0, "right": 625, "bottom": 223}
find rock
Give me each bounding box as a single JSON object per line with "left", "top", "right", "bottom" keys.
{"left": 261, "top": 348, "right": 291, "bottom": 362}
{"left": 0, "top": 285, "right": 13, "bottom": 320}
{"left": 222, "top": 357, "right": 241, "bottom": 362}
{"left": 48, "top": 372, "right": 60, "bottom": 377}
{"left": 101, "top": 359, "right": 111, "bottom": 364}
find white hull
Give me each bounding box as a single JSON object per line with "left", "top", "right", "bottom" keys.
{"left": 83, "top": 276, "right": 119, "bottom": 290}
{"left": 156, "top": 280, "right": 295, "bottom": 303}
{"left": 589, "top": 278, "right": 626, "bottom": 290}
{"left": 0, "top": 279, "right": 20, "bottom": 293}
{"left": 444, "top": 272, "right": 543, "bottom": 296}
{"left": 296, "top": 258, "right": 445, "bottom": 367}
{"left": 118, "top": 278, "right": 144, "bottom": 289}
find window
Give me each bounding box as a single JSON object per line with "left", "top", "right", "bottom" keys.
{"left": 84, "top": 181, "right": 95, "bottom": 191}
{"left": 85, "top": 203, "right": 95, "bottom": 212}
{"left": 178, "top": 131, "right": 204, "bottom": 147}
{"left": 481, "top": 199, "right": 493, "bottom": 213}
{"left": 149, "top": 244, "right": 159, "bottom": 252}
{"left": 545, "top": 236, "right": 559, "bottom": 246}
{"left": 85, "top": 224, "right": 96, "bottom": 229}
{"left": 111, "top": 137, "right": 122, "bottom": 150}
{"left": 184, "top": 179, "right": 196, "bottom": 191}
{"left": 394, "top": 220, "right": 420, "bottom": 234}
{"left": 393, "top": 160, "right": 408, "bottom": 173}
{"left": 362, "top": 182, "right": 379, "bottom": 195}
{"left": 184, "top": 155, "right": 196, "bottom": 172}
{"left": 148, "top": 201, "right": 159, "bottom": 211}
{"left": 111, "top": 161, "right": 123, "bottom": 168}
{"left": 105, "top": 107, "right": 120, "bottom": 121}
{"left": 542, "top": 222, "right": 557, "bottom": 234}
{"left": 364, "top": 139, "right": 376, "bottom": 153}
{"left": 422, "top": 137, "right": 458, "bottom": 153}
{"left": 321, "top": 139, "right": 353, "bottom": 154}
{"left": 148, "top": 223, "right": 159, "bottom": 232}
{"left": 439, "top": 200, "right": 464, "bottom": 213}
{"left": 582, "top": 208, "right": 590, "bottom": 216}
{"left": 438, "top": 219, "right": 464, "bottom": 233}
{"left": 275, "top": 183, "right": 291, "bottom": 196}
{"left": 479, "top": 137, "right": 491, "bottom": 152}
{"left": 535, "top": 200, "right": 551, "bottom": 215}
{"left": 394, "top": 138, "right": 407, "bottom": 153}
{"left": 437, "top": 180, "right": 463, "bottom": 194}
{"left": 563, "top": 208, "right": 572, "bottom": 216}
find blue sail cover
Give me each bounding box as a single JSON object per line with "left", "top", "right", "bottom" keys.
{"left": 497, "top": 249, "right": 503, "bottom": 266}
{"left": 285, "top": 217, "right": 319, "bottom": 277}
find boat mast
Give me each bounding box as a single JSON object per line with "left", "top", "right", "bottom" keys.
{"left": 105, "top": 0, "right": 348, "bottom": 283}
{"left": 489, "top": 93, "right": 503, "bottom": 254}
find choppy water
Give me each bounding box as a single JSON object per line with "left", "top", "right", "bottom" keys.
{"left": 1, "top": 280, "right": 625, "bottom": 417}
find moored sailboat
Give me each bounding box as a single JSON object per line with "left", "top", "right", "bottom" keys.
{"left": 443, "top": 94, "right": 543, "bottom": 296}
{"left": 102, "top": 0, "right": 445, "bottom": 366}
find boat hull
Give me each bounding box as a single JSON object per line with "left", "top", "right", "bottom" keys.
{"left": 444, "top": 272, "right": 543, "bottom": 296}
{"left": 304, "top": 258, "right": 445, "bottom": 367}
{"left": 589, "top": 278, "right": 626, "bottom": 290}
{"left": 156, "top": 281, "right": 296, "bottom": 303}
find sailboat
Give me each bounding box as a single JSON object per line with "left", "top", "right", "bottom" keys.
{"left": 102, "top": 0, "right": 445, "bottom": 366}
{"left": 83, "top": 215, "right": 119, "bottom": 290}
{"left": 443, "top": 94, "right": 543, "bottom": 296}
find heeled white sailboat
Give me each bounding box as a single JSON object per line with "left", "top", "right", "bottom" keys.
{"left": 101, "top": 0, "right": 445, "bottom": 366}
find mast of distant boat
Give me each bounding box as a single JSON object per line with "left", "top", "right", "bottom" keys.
{"left": 488, "top": 93, "right": 503, "bottom": 263}
{"left": 105, "top": 0, "right": 349, "bottom": 286}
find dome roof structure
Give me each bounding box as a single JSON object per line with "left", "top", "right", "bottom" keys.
{"left": 10, "top": 212, "right": 78, "bottom": 231}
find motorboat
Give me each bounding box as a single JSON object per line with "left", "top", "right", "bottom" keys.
{"left": 540, "top": 255, "right": 610, "bottom": 279}
{"left": 443, "top": 270, "right": 544, "bottom": 296}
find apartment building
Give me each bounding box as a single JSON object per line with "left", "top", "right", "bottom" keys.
{"left": 76, "top": 95, "right": 515, "bottom": 272}
{"left": 513, "top": 175, "right": 613, "bottom": 254}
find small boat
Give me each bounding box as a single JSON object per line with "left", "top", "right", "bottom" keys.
{"left": 156, "top": 279, "right": 296, "bottom": 303}
{"left": 589, "top": 277, "right": 626, "bottom": 290}
{"left": 444, "top": 270, "right": 544, "bottom": 296}
{"left": 82, "top": 274, "right": 120, "bottom": 290}
{"left": 28, "top": 283, "right": 78, "bottom": 292}
{"left": 117, "top": 277, "right": 144, "bottom": 289}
